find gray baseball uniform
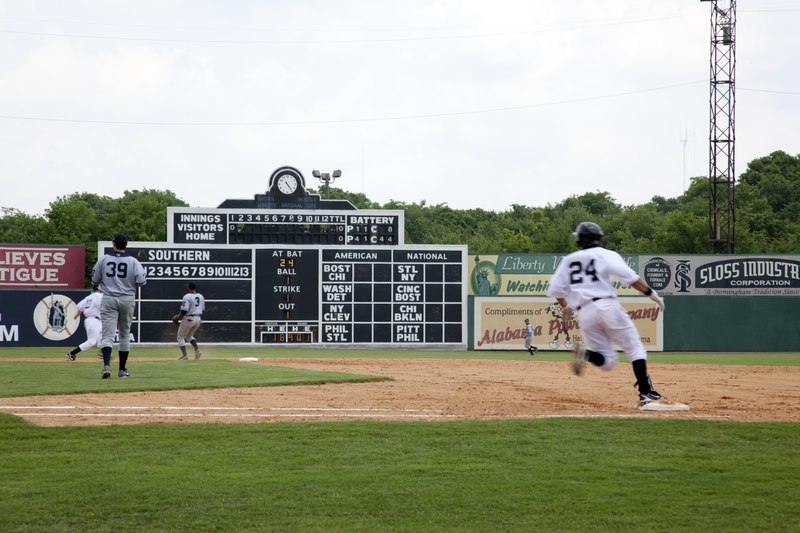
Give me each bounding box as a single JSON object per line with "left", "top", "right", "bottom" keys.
{"left": 177, "top": 289, "right": 205, "bottom": 346}
{"left": 92, "top": 249, "right": 147, "bottom": 351}
{"left": 523, "top": 321, "right": 533, "bottom": 351}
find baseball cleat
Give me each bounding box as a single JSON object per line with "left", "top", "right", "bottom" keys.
{"left": 178, "top": 355, "right": 188, "bottom": 360}
{"left": 194, "top": 351, "right": 202, "bottom": 360}
{"left": 65, "top": 353, "right": 76, "bottom": 361}
{"left": 118, "top": 369, "right": 130, "bottom": 378}
{"left": 101, "top": 367, "right": 111, "bottom": 379}
{"left": 638, "top": 391, "right": 664, "bottom": 405}
{"left": 572, "top": 341, "right": 587, "bottom": 375}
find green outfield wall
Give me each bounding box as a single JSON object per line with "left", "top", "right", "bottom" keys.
{"left": 662, "top": 296, "right": 800, "bottom": 352}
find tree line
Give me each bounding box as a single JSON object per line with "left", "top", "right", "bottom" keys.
{"left": 1, "top": 189, "right": 187, "bottom": 282}
{"left": 2, "top": 151, "right": 798, "bottom": 281}
{"left": 303, "top": 150, "right": 800, "bottom": 255}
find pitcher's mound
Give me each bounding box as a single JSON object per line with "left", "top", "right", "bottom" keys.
{"left": 639, "top": 400, "right": 690, "bottom": 412}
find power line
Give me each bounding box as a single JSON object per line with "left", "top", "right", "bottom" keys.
{"left": 0, "top": 14, "right": 693, "bottom": 44}
{"left": 0, "top": 81, "right": 705, "bottom": 127}
{"left": 0, "top": 15, "right": 677, "bottom": 33}
{"left": 739, "top": 87, "right": 800, "bottom": 96}
{"left": 0, "top": 83, "right": 791, "bottom": 127}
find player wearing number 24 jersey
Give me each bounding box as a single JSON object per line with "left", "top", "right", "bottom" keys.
{"left": 547, "top": 222, "right": 666, "bottom": 405}
{"left": 91, "top": 233, "right": 147, "bottom": 380}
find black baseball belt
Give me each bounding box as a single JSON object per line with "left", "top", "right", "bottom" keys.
{"left": 576, "top": 297, "right": 608, "bottom": 311}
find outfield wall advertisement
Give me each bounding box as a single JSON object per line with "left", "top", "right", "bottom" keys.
{"left": 469, "top": 254, "right": 639, "bottom": 297}
{"left": 472, "top": 296, "right": 664, "bottom": 352}
{"left": 470, "top": 254, "right": 800, "bottom": 298}
{"left": 0, "top": 244, "right": 85, "bottom": 289}
{"left": 640, "top": 255, "right": 800, "bottom": 296}
{"left": 0, "top": 290, "right": 96, "bottom": 347}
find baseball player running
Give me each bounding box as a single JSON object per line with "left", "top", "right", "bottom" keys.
{"left": 65, "top": 286, "right": 103, "bottom": 361}
{"left": 547, "top": 222, "right": 666, "bottom": 405}
{"left": 523, "top": 318, "right": 537, "bottom": 356}
{"left": 175, "top": 282, "right": 205, "bottom": 360}
{"left": 91, "top": 233, "right": 147, "bottom": 379}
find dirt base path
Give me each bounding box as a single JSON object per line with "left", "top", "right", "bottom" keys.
{"left": 3, "top": 358, "right": 799, "bottom": 426}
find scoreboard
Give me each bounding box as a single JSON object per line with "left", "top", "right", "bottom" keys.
{"left": 167, "top": 207, "right": 404, "bottom": 246}
{"left": 101, "top": 171, "right": 465, "bottom": 348}
{"left": 116, "top": 243, "right": 466, "bottom": 347}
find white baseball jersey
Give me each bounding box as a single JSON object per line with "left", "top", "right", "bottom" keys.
{"left": 548, "top": 246, "right": 647, "bottom": 365}
{"left": 76, "top": 291, "right": 103, "bottom": 319}
{"left": 181, "top": 292, "right": 205, "bottom": 316}
{"left": 76, "top": 290, "right": 103, "bottom": 351}
{"left": 547, "top": 246, "right": 639, "bottom": 310}
{"left": 178, "top": 290, "right": 205, "bottom": 346}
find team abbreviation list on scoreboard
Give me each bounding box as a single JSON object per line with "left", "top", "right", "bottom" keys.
{"left": 128, "top": 244, "right": 465, "bottom": 345}
{"left": 256, "top": 247, "right": 465, "bottom": 344}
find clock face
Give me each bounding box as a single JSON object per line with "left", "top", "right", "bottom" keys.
{"left": 276, "top": 174, "right": 298, "bottom": 195}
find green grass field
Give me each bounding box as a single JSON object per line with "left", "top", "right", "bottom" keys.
{"left": 1, "top": 347, "right": 798, "bottom": 532}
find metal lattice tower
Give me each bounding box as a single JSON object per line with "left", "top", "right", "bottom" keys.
{"left": 703, "top": 0, "right": 737, "bottom": 253}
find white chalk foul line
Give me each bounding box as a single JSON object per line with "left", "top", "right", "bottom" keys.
{"left": 0, "top": 405, "right": 442, "bottom": 412}
{"left": 0, "top": 405, "right": 455, "bottom": 419}
{"left": 0, "top": 406, "right": 727, "bottom": 421}
{"left": 14, "top": 413, "right": 456, "bottom": 419}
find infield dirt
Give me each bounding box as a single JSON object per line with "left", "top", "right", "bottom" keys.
{"left": 3, "top": 358, "right": 799, "bottom": 426}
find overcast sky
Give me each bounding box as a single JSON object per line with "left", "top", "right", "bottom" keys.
{"left": 1, "top": 1, "right": 798, "bottom": 216}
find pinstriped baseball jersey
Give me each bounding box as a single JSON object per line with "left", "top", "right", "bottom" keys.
{"left": 76, "top": 291, "right": 103, "bottom": 319}
{"left": 91, "top": 251, "right": 147, "bottom": 296}
{"left": 547, "top": 246, "right": 639, "bottom": 310}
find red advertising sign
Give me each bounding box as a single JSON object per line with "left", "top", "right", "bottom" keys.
{"left": 0, "top": 244, "right": 86, "bottom": 289}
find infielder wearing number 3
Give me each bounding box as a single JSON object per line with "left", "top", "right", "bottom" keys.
{"left": 174, "top": 282, "right": 205, "bottom": 360}
{"left": 547, "top": 222, "right": 666, "bottom": 406}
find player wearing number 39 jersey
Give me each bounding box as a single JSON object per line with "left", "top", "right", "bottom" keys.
{"left": 91, "top": 233, "right": 147, "bottom": 380}
{"left": 547, "top": 222, "right": 666, "bottom": 405}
